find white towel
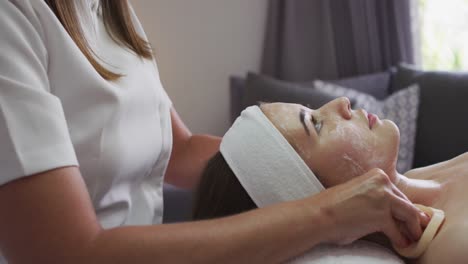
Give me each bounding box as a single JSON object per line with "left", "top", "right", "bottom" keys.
{"left": 288, "top": 241, "right": 404, "bottom": 264}
{"left": 220, "top": 106, "right": 324, "bottom": 208}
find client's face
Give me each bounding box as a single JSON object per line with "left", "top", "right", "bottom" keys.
{"left": 260, "top": 98, "right": 400, "bottom": 187}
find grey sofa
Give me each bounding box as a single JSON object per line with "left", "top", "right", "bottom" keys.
{"left": 163, "top": 63, "right": 468, "bottom": 223}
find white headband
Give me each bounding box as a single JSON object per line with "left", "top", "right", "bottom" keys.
{"left": 220, "top": 105, "right": 324, "bottom": 208}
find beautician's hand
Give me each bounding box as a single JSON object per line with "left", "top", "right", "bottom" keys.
{"left": 318, "top": 168, "right": 430, "bottom": 248}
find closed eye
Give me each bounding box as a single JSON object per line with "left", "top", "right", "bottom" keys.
{"left": 311, "top": 114, "right": 322, "bottom": 134}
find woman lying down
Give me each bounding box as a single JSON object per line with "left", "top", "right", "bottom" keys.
{"left": 193, "top": 97, "right": 466, "bottom": 263}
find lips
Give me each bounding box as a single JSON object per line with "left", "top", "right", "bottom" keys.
{"left": 368, "top": 113, "right": 378, "bottom": 129}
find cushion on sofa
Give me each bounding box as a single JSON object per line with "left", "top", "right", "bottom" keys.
{"left": 328, "top": 70, "right": 393, "bottom": 100}
{"left": 242, "top": 72, "right": 339, "bottom": 110}
{"left": 163, "top": 184, "right": 193, "bottom": 223}
{"left": 230, "top": 76, "right": 246, "bottom": 123}
{"left": 231, "top": 70, "right": 393, "bottom": 122}
{"left": 314, "top": 80, "right": 420, "bottom": 172}
{"left": 391, "top": 64, "right": 468, "bottom": 167}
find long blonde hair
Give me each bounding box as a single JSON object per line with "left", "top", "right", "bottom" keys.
{"left": 45, "top": 0, "right": 153, "bottom": 81}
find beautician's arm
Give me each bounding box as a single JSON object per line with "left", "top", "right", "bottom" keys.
{"left": 0, "top": 167, "right": 427, "bottom": 263}
{"left": 164, "top": 108, "right": 221, "bottom": 189}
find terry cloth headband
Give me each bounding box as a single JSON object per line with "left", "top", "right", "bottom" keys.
{"left": 220, "top": 105, "right": 325, "bottom": 208}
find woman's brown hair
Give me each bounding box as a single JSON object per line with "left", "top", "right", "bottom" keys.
{"left": 192, "top": 152, "right": 257, "bottom": 220}
{"left": 44, "top": 0, "right": 153, "bottom": 81}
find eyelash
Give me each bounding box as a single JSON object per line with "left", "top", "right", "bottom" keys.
{"left": 311, "top": 115, "right": 322, "bottom": 134}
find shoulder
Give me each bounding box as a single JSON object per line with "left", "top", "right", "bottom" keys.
{"left": 0, "top": 0, "right": 60, "bottom": 57}
{"left": 405, "top": 153, "right": 468, "bottom": 180}
{"left": 453, "top": 152, "right": 468, "bottom": 163}
{"left": 418, "top": 222, "right": 468, "bottom": 264}
{"left": 1, "top": 0, "right": 44, "bottom": 20}
{"left": 0, "top": 0, "right": 50, "bottom": 67}
{"left": 0, "top": 0, "right": 49, "bottom": 37}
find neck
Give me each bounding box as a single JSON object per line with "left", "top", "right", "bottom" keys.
{"left": 390, "top": 171, "right": 443, "bottom": 205}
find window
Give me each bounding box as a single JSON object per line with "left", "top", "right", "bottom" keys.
{"left": 418, "top": 0, "right": 468, "bottom": 70}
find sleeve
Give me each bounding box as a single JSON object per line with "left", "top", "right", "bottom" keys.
{"left": 0, "top": 1, "right": 78, "bottom": 186}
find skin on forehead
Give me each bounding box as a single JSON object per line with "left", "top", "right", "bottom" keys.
{"left": 260, "top": 100, "right": 400, "bottom": 187}
{"left": 260, "top": 103, "right": 315, "bottom": 162}
{"left": 260, "top": 103, "right": 306, "bottom": 140}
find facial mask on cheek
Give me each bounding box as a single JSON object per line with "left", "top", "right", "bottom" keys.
{"left": 342, "top": 153, "right": 366, "bottom": 176}
{"left": 330, "top": 123, "right": 369, "bottom": 152}
{"left": 330, "top": 122, "right": 385, "bottom": 173}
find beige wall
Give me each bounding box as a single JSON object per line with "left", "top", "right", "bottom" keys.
{"left": 132, "top": 0, "right": 268, "bottom": 136}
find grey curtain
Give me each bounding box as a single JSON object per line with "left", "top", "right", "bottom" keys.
{"left": 261, "top": 0, "right": 415, "bottom": 81}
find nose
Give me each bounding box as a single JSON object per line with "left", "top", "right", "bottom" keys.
{"left": 335, "top": 97, "right": 352, "bottom": 120}
{"left": 318, "top": 97, "right": 352, "bottom": 120}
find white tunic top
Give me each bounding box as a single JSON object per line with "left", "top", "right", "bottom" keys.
{"left": 0, "top": 0, "right": 172, "bottom": 231}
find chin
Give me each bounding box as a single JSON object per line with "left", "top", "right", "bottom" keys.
{"left": 383, "top": 119, "right": 400, "bottom": 139}
{"left": 383, "top": 119, "right": 400, "bottom": 168}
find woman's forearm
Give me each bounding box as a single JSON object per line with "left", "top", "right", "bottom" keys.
{"left": 165, "top": 108, "right": 221, "bottom": 189}
{"left": 0, "top": 167, "right": 425, "bottom": 263}
{"left": 83, "top": 197, "right": 330, "bottom": 263}
{"left": 1, "top": 166, "right": 327, "bottom": 263}
{"left": 165, "top": 134, "right": 221, "bottom": 189}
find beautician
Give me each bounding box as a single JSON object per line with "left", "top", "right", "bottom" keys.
{"left": 0, "top": 1, "right": 428, "bottom": 263}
